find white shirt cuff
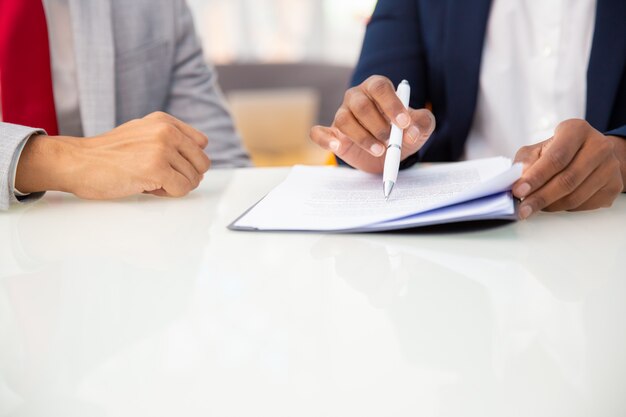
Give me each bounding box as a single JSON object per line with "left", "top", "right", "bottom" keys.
{"left": 11, "top": 137, "right": 32, "bottom": 198}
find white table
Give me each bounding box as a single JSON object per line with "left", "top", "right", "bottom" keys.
{"left": 1, "top": 167, "right": 625, "bottom": 417}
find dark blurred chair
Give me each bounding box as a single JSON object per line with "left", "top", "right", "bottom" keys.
{"left": 216, "top": 63, "right": 353, "bottom": 166}
{"left": 217, "top": 63, "right": 353, "bottom": 126}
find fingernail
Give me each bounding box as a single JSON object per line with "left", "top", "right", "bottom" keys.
{"left": 396, "top": 113, "right": 410, "bottom": 128}
{"left": 329, "top": 140, "right": 341, "bottom": 152}
{"left": 519, "top": 205, "right": 533, "bottom": 220}
{"left": 371, "top": 143, "right": 385, "bottom": 156}
{"left": 515, "top": 182, "right": 532, "bottom": 198}
{"left": 407, "top": 126, "right": 421, "bottom": 143}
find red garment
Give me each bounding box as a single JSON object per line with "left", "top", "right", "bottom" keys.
{"left": 0, "top": 0, "right": 59, "bottom": 135}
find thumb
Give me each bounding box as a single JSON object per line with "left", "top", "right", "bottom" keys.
{"left": 402, "top": 108, "right": 436, "bottom": 158}
{"left": 512, "top": 140, "right": 548, "bottom": 199}
{"left": 514, "top": 138, "right": 551, "bottom": 173}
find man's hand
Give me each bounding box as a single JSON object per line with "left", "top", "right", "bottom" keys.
{"left": 16, "top": 112, "right": 211, "bottom": 199}
{"left": 513, "top": 119, "right": 625, "bottom": 219}
{"left": 310, "top": 75, "right": 436, "bottom": 173}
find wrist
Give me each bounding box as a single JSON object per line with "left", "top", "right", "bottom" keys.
{"left": 607, "top": 135, "right": 626, "bottom": 192}
{"left": 15, "top": 135, "right": 82, "bottom": 194}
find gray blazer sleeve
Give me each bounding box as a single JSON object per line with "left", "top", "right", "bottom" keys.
{"left": 166, "top": 0, "right": 251, "bottom": 168}
{"left": 0, "top": 123, "right": 46, "bottom": 211}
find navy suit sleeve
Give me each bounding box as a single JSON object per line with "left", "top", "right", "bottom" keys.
{"left": 339, "top": 0, "right": 427, "bottom": 168}
{"left": 607, "top": 125, "right": 626, "bottom": 138}
{"left": 351, "top": 0, "right": 427, "bottom": 109}
{"left": 607, "top": 126, "right": 626, "bottom": 193}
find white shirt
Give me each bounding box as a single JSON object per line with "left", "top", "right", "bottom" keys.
{"left": 0, "top": 0, "right": 81, "bottom": 196}
{"left": 465, "top": 0, "right": 597, "bottom": 160}
{"left": 42, "top": 0, "right": 83, "bottom": 137}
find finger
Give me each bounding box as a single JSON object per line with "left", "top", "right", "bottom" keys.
{"left": 160, "top": 169, "right": 194, "bottom": 198}
{"left": 146, "top": 111, "right": 209, "bottom": 148}
{"left": 147, "top": 188, "right": 169, "bottom": 198}
{"left": 310, "top": 125, "right": 352, "bottom": 156}
{"left": 361, "top": 76, "right": 411, "bottom": 129}
{"left": 514, "top": 121, "right": 589, "bottom": 199}
{"left": 346, "top": 90, "right": 392, "bottom": 143}
{"left": 402, "top": 109, "right": 436, "bottom": 158}
{"left": 569, "top": 158, "right": 623, "bottom": 211}
{"left": 412, "top": 108, "right": 436, "bottom": 137}
{"left": 551, "top": 153, "right": 622, "bottom": 212}
{"left": 334, "top": 108, "right": 386, "bottom": 157}
{"left": 310, "top": 125, "right": 382, "bottom": 173}
{"left": 517, "top": 140, "right": 608, "bottom": 217}
{"left": 177, "top": 139, "right": 212, "bottom": 174}
{"left": 168, "top": 153, "right": 201, "bottom": 191}
{"left": 570, "top": 182, "right": 622, "bottom": 211}
{"left": 512, "top": 142, "right": 545, "bottom": 198}
{"left": 543, "top": 163, "right": 611, "bottom": 212}
{"left": 514, "top": 142, "right": 543, "bottom": 170}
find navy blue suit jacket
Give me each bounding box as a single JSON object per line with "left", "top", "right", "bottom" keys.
{"left": 352, "top": 0, "right": 626, "bottom": 164}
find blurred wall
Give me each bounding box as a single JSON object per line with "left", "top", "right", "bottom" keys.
{"left": 184, "top": 0, "right": 376, "bottom": 166}
{"left": 186, "top": 0, "right": 376, "bottom": 65}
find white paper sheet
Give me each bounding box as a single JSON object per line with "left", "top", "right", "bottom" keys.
{"left": 232, "top": 157, "right": 523, "bottom": 232}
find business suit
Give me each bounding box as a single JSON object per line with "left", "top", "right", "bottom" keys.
{"left": 351, "top": 0, "right": 626, "bottom": 166}
{"left": 0, "top": 0, "right": 249, "bottom": 210}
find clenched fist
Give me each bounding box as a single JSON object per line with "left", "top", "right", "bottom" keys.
{"left": 513, "top": 119, "right": 625, "bottom": 218}
{"left": 16, "top": 112, "right": 211, "bottom": 199}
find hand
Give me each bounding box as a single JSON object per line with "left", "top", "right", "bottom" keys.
{"left": 310, "top": 75, "right": 436, "bottom": 173}
{"left": 512, "top": 119, "right": 625, "bottom": 219}
{"left": 16, "top": 112, "right": 211, "bottom": 199}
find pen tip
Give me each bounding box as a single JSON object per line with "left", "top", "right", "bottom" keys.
{"left": 383, "top": 181, "right": 395, "bottom": 201}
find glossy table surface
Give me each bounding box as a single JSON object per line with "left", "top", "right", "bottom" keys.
{"left": 1, "top": 167, "right": 625, "bottom": 417}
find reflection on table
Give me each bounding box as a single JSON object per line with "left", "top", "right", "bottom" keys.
{"left": 1, "top": 168, "right": 625, "bottom": 417}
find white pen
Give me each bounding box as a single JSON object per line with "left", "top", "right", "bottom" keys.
{"left": 383, "top": 80, "right": 411, "bottom": 200}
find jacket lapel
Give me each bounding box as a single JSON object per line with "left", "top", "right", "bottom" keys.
{"left": 68, "top": 0, "right": 116, "bottom": 136}
{"left": 443, "top": 0, "right": 492, "bottom": 157}
{"left": 586, "top": 0, "right": 626, "bottom": 131}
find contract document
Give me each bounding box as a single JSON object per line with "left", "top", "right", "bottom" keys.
{"left": 230, "top": 157, "right": 523, "bottom": 232}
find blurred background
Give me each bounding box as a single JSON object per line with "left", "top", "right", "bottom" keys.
{"left": 186, "top": 0, "right": 377, "bottom": 167}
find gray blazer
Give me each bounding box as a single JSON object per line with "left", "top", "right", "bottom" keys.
{"left": 0, "top": 0, "right": 250, "bottom": 210}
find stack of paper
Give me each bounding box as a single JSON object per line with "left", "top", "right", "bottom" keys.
{"left": 230, "top": 157, "right": 523, "bottom": 232}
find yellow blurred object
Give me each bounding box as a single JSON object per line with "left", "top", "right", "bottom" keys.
{"left": 216, "top": 63, "right": 353, "bottom": 167}
{"left": 325, "top": 153, "right": 338, "bottom": 166}
{"left": 227, "top": 88, "right": 331, "bottom": 167}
